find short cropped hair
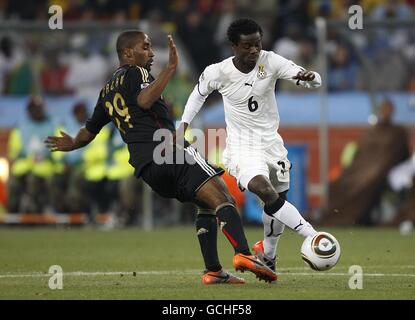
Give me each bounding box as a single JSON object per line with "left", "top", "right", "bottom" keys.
{"left": 227, "top": 18, "right": 263, "bottom": 45}
{"left": 116, "top": 30, "right": 143, "bottom": 59}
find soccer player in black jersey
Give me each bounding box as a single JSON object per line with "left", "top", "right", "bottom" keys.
{"left": 45, "top": 31, "right": 276, "bottom": 284}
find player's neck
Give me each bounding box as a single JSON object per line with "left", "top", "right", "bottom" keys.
{"left": 232, "top": 58, "right": 256, "bottom": 74}
{"left": 119, "top": 59, "right": 135, "bottom": 67}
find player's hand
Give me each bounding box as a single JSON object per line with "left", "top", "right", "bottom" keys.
{"left": 44, "top": 131, "right": 74, "bottom": 152}
{"left": 293, "top": 70, "right": 315, "bottom": 82}
{"left": 167, "top": 35, "right": 178, "bottom": 72}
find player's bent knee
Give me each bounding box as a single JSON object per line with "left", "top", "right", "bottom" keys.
{"left": 256, "top": 185, "right": 277, "bottom": 199}
{"left": 194, "top": 178, "right": 236, "bottom": 209}
{"left": 215, "top": 202, "right": 236, "bottom": 214}
{"left": 215, "top": 189, "right": 237, "bottom": 207}
{"left": 211, "top": 177, "right": 236, "bottom": 205}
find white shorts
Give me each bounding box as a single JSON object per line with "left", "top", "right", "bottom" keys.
{"left": 223, "top": 142, "right": 291, "bottom": 193}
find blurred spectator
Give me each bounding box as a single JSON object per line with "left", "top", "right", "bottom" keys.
{"left": 273, "top": 22, "right": 302, "bottom": 61}
{"left": 328, "top": 45, "right": 359, "bottom": 91}
{"left": 371, "top": 0, "right": 413, "bottom": 20}
{"left": 296, "top": 37, "right": 319, "bottom": 73}
{"left": 40, "top": 49, "right": 70, "bottom": 95}
{"left": 163, "top": 73, "right": 194, "bottom": 119}
{"left": 0, "top": 0, "right": 413, "bottom": 94}
{"left": 65, "top": 46, "right": 108, "bottom": 97}
{"left": 387, "top": 151, "right": 415, "bottom": 232}
{"left": 4, "top": 0, "right": 46, "bottom": 20}
{"left": 8, "top": 58, "right": 33, "bottom": 94}
{"left": 7, "top": 96, "right": 57, "bottom": 213}
{"left": 0, "top": 36, "right": 24, "bottom": 94}
{"left": 177, "top": 11, "right": 220, "bottom": 74}
{"left": 50, "top": 101, "right": 90, "bottom": 213}
{"left": 322, "top": 98, "right": 411, "bottom": 226}
{"left": 370, "top": 0, "right": 413, "bottom": 58}
{"left": 50, "top": 101, "right": 111, "bottom": 216}
{"left": 273, "top": 0, "right": 310, "bottom": 41}
{"left": 23, "top": 39, "right": 44, "bottom": 94}
{"left": 106, "top": 128, "right": 142, "bottom": 226}
{"left": 69, "top": 102, "right": 111, "bottom": 217}
{"left": 407, "top": 74, "right": 415, "bottom": 91}
{"left": 164, "top": 0, "right": 190, "bottom": 22}
{"left": 370, "top": 50, "right": 407, "bottom": 90}
{"left": 214, "top": 0, "right": 236, "bottom": 59}
{"left": 80, "top": 125, "right": 111, "bottom": 218}
{"left": 61, "top": 0, "right": 83, "bottom": 21}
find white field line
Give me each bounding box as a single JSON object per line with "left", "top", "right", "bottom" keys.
{"left": 0, "top": 268, "right": 414, "bottom": 279}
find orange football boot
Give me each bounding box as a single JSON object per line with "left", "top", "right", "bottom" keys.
{"left": 202, "top": 269, "right": 246, "bottom": 285}
{"left": 233, "top": 253, "right": 277, "bottom": 283}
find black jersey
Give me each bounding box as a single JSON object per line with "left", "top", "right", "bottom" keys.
{"left": 85, "top": 64, "right": 177, "bottom": 175}
{"left": 86, "top": 64, "right": 175, "bottom": 142}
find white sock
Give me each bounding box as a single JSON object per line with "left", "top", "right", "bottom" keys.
{"left": 272, "top": 200, "right": 317, "bottom": 237}
{"left": 262, "top": 211, "right": 285, "bottom": 258}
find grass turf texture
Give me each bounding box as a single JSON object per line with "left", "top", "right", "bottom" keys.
{"left": 0, "top": 226, "right": 414, "bottom": 299}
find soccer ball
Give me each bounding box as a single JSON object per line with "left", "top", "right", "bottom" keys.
{"left": 300, "top": 232, "right": 341, "bottom": 271}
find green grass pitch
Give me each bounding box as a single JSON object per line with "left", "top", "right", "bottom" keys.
{"left": 0, "top": 226, "right": 414, "bottom": 299}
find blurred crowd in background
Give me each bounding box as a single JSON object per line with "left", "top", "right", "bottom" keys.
{"left": 5, "top": 95, "right": 179, "bottom": 226}
{"left": 1, "top": 1, "right": 415, "bottom": 111}
{"left": 0, "top": 0, "right": 415, "bottom": 228}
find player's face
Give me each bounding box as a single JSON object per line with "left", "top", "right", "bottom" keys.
{"left": 233, "top": 32, "right": 262, "bottom": 67}
{"left": 132, "top": 34, "right": 155, "bottom": 70}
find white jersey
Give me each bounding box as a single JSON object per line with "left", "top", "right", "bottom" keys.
{"left": 188, "top": 50, "right": 321, "bottom": 152}
{"left": 181, "top": 50, "right": 321, "bottom": 189}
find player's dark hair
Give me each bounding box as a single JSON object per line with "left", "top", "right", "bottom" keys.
{"left": 227, "top": 18, "right": 263, "bottom": 45}
{"left": 116, "top": 30, "right": 144, "bottom": 59}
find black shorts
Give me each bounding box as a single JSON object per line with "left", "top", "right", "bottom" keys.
{"left": 139, "top": 146, "right": 224, "bottom": 203}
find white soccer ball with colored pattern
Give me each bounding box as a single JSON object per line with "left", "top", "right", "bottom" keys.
{"left": 301, "top": 232, "right": 341, "bottom": 271}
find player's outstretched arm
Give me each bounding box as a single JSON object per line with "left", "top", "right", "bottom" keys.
{"left": 292, "top": 70, "right": 321, "bottom": 88}
{"left": 274, "top": 53, "right": 321, "bottom": 88}
{"left": 137, "top": 35, "right": 178, "bottom": 109}
{"left": 293, "top": 70, "right": 315, "bottom": 81}
{"left": 180, "top": 81, "right": 210, "bottom": 126}
{"left": 45, "top": 127, "right": 96, "bottom": 152}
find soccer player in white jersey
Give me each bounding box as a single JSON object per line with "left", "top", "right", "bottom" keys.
{"left": 178, "top": 18, "right": 321, "bottom": 274}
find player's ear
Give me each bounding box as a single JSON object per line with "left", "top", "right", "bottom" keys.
{"left": 123, "top": 47, "right": 133, "bottom": 59}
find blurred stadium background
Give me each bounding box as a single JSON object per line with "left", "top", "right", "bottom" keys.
{"left": 0, "top": 0, "right": 414, "bottom": 229}
{"left": 0, "top": 0, "right": 414, "bottom": 300}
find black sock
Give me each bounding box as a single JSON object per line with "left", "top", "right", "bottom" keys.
{"left": 196, "top": 214, "right": 222, "bottom": 272}
{"left": 216, "top": 204, "right": 251, "bottom": 255}
{"left": 264, "top": 197, "right": 285, "bottom": 216}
